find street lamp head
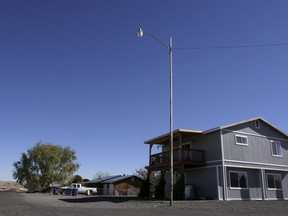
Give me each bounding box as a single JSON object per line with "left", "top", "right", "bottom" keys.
{"left": 137, "top": 28, "right": 144, "bottom": 38}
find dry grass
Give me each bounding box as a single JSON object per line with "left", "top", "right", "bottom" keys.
{"left": 0, "top": 181, "right": 26, "bottom": 192}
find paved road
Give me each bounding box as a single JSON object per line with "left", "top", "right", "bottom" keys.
{"left": 0, "top": 191, "right": 288, "bottom": 216}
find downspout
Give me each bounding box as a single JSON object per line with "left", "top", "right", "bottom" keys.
{"left": 260, "top": 169, "right": 266, "bottom": 200}
{"left": 220, "top": 129, "right": 227, "bottom": 200}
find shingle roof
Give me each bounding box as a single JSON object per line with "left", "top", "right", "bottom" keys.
{"left": 102, "top": 175, "right": 143, "bottom": 184}
{"left": 85, "top": 175, "right": 121, "bottom": 184}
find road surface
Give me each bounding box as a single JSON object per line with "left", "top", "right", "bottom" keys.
{"left": 0, "top": 191, "right": 287, "bottom": 216}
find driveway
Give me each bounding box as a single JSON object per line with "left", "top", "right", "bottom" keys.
{"left": 0, "top": 191, "right": 287, "bottom": 216}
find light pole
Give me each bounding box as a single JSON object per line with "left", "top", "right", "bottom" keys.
{"left": 137, "top": 28, "right": 174, "bottom": 207}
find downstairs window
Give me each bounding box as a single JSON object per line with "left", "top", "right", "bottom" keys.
{"left": 267, "top": 174, "right": 282, "bottom": 190}
{"left": 230, "top": 171, "right": 248, "bottom": 189}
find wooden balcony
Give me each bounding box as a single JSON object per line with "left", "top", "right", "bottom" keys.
{"left": 146, "top": 148, "right": 205, "bottom": 171}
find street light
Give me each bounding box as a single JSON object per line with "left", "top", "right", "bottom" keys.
{"left": 137, "top": 28, "right": 174, "bottom": 207}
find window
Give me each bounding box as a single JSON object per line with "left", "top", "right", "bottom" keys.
{"left": 255, "top": 120, "right": 260, "bottom": 129}
{"left": 267, "top": 174, "right": 282, "bottom": 190}
{"left": 235, "top": 135, "right": 248, "bottom": 146}
{"left": 229, "top": 171, "right": 248, "bottom": 189}
{"left": 271, "top": 140, "right": 282, "bottom": 157}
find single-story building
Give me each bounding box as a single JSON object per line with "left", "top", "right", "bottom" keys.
{"left": 85, "top": 175, "right": 144, "bottom": 196}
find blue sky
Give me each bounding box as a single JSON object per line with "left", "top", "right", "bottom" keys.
{"left": 1, "top": 0, "right": 288, "bottom": 181}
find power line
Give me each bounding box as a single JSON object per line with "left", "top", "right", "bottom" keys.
{"left": 174, "top": 42, "right": 288, "bottom": 50}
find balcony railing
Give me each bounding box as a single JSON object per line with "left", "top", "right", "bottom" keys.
{"left": 147, "top": 148, "right": 205, "bottom": 171}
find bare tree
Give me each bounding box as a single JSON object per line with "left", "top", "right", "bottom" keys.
{"left": 93, "top": 171, "right": 110, "bottom": 179}
{"left": 134, "top": 167, "right": 161, "bottom": 186}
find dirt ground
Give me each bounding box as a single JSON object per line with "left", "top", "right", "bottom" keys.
{"left": 0, "top": 181, "right": 26, "bottom": 192}
{"left": 1, "top": 191, "right": 288, "bottom": 215}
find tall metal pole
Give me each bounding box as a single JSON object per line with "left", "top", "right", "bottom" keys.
{"left": 137, "top": 28, "right": 174, "bottom": 207}
{"left": 169, "top": 37, "right": 173, "bottom": 207}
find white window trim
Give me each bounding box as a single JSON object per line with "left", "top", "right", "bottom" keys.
{"left": 235, "top": 134, "right": 248, "bottom": 146}
{"left": 266, "top": 173, "right": 282, "bottom": 191}
{"left": 229, "top": 171, "right": 249, "bottom": 190}
{"left": 270, "top": 140, "right": 282, "bottom": 157}
{"left": 255, "top": 120, "right": 260, "bottom": 129}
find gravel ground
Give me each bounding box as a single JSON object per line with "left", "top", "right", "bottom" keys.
{"left": 21, "top": 192, "right": 288, "bottom": 215}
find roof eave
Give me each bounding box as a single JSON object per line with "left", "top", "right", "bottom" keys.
{"left": 144, "top": 129, "right": 203, "bottom": 145}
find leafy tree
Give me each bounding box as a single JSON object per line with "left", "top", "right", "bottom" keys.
{"left": 13, "top": 142, "right": 80, "bottom": 192}
{"left": 72, "top": 175, "right": 83, "bottom": 183}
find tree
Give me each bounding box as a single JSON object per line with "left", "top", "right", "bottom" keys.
{"left": 93, "top": 171, "right": 110, "bottom": 179}
{"left": 134, "top": 167, "right": 161, "bottom": 186}
{"left": 13, "top": 142, "right": 80, "bottom": 192}
{"left": 72, "top": 175, "right": 83, "bottom": 183}
{"left": 134, "top": 167, "right": 161, "bottom": 198}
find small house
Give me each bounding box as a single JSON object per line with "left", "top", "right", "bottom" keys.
{"left": 85, "top": 175, "right": 144, "bottom": 196}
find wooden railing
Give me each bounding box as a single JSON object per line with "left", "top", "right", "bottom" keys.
{"left": 149, "top": 148, "right": 205, "bottom": 170}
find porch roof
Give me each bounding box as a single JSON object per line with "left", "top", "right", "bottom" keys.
{"left": 144, "top": 129, "right": 202, "bottom": 145}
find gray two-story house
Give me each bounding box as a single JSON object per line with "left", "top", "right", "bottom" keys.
{"left": 144, "top": 117, "right": 288, "bottom": 200}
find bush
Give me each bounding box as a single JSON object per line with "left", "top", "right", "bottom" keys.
{"left": 173, "top": 174, "right": 185, "bottom": 200}
{"left": 155, "top": 174, "right": 165, "bottom": 198}
{"left": 138, "top": 180, "right": 150, "bottom": 198}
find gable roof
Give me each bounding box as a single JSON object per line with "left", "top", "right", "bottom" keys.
{"left": 102, "top": 175, "right": 143, "bottom": 184}
{"left": 85, "top": 175, "right": 121, "bottom": 184}
{"left": 204, "top": 117, "right": 288, "bottom": 138}
{"left": 144, "top": 117, "right": 288, "bottom": 144}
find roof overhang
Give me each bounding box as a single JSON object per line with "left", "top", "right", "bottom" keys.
{"left": 144, "top": 129, "right": 203, "bottom": 145}
{"left": 204, "top": 117, "right": 288, "bottom": 139}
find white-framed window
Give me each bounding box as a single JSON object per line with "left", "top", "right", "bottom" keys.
{"left": 271, "top": 140, "right": 282, "bottom": 157}
{"left": 235, "top": 135, "right": 248, "bottom": 146}
{"left": 229, "top": 171, "right": 248, "bottom": 189}
{"left": 255, "top": 120, "right": 260, "bottom": 129}
{"left": 266, "top": 174, "right": 282, "bottom": 190}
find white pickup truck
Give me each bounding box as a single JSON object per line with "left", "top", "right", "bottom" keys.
{"left": 61, "top": 183, "right": 97, "bottom": 196}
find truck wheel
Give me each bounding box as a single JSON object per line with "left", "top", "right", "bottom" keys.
{"left": 62, "top": 189, "right": 67, "bottom": 195}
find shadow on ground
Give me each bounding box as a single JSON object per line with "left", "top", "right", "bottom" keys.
{"left": 59, "top": 196, "right": 144, "bottom": 203}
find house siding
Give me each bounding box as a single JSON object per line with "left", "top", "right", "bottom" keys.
{"left": 226, "top": 120, "right": 287, "bottom": 139}
{"left": 265, "top": 171, "right": 288, "bottom": 200}
{"left": 185, "top": 167, "right": 219, "bottom": 199}
{"left": 222, "top": 128, "right": 288, "bottom": 166}
{"left": 113, "top": 177, "right": 143, "bottom": 195}
{"left": 226, "top": 167, "right": 263, "bottom": 200}
{"left": 193, "top": 131, "right": 222, "bottom": 163}
{"left": 147, "top": 118, "right": 288, "bottom": 201}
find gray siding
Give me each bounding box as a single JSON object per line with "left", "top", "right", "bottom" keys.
{"left": 226, "top": 167, "right": 263, "bottom": 200}
{"left": 185, "top": 167, "right": 218, "bottom": 199}
{"left": 282, "top": 172, "right": 288, "bottom": 199}
{"left": 225, "top": 120, "right": 287, "bottom": 140}
{"left": 222, "top": 129, "right": 288, "bottom": 166}
{"left": 265, "top": 171, "right": 288, "bottom": 200}
{"left": 193, "top": 131, "right": 222, "bottom": 163}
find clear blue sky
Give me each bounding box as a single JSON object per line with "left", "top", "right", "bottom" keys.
{"left": 1, "top": 0, "right": 288, "bottom": 181}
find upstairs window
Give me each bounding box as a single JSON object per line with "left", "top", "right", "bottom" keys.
{"left": 267, "top": 174, "right": 282, "bottom": 190}
{"left": 235, "top": 135, "right": 248, "bottom": 146}
{"left": 271, "top": 140, "right": 282, "bottom": 157}
{"left": 230, "top": 171, "right": 248, "bottom": 189}
{"left": 255, "top": 120, "right": 260, "bottom": 129}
